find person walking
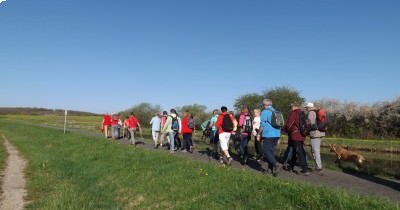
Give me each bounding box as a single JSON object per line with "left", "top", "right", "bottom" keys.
{"left": 150, "top": 112, "right": 162, "bottom": 149}
{"left": 215, "top": 106, "right": 236, "bottom": 165}
{"left": 123, "top": 116, "right": 130, "bottom": 139}
{"left": 257, "top": 99, "right": 282, "bottom": 176}
{"left": 181, "top": 111, "right": 194, "bottom": 153}
{"left": 252, "top": 109, "right": 263, "bottom": 162}
{"left": 284, "top": 102, "right": 309, "bottom": 176}
{"left": 160, "top": 111, "right": 169, "bottom": 147}
{"left": 102, "top": 113, "right": 112, "bottom": 138}
{"left": 111, "top": 113, "right": 120, "bottom": 139}
{"left": 162, "top": 109, "right": 182, "bottom": 153}
{"left": 238, "top": 107, "right": 252, "bottom": 164}
{"left": 128, "top": 112, "right": 142, "bottom": 146}
{"left": 209, "top": 109, "right": 220, "bottom": 159}
{"left": 306, "top": 102, "right": 325, "bottom": 175}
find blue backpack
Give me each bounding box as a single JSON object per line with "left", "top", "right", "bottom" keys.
{"left": 170, "top": 116, "right": 179, "bottom": 132}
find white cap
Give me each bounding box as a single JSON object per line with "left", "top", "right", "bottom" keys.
{"left": 305, "top": 102, "right": 314, "bottom": 108}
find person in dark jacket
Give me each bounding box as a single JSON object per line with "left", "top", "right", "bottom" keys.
{"left": 284, "top": 102, "right": 310, "bottom": 176}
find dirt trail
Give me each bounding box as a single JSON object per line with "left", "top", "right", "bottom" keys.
{"left": 0, "top": 135, "right": 26, "bottom": 210}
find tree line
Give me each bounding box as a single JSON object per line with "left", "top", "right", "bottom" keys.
{"left": 118, "top": 86, "right": 400, "bottom": 139}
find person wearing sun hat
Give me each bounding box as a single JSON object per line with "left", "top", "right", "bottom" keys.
{"left": 305, "top": 102, "right": 325, "bottom": 175}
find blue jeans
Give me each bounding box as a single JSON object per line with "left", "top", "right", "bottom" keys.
{"left": 263, "top": 137, "right": 279, "bottom": 170}
{"left": 240, "top": 134, "right": 250, "bottom": 156}
{"left": 168, "top": 132, "right": 175, "bottom": 150}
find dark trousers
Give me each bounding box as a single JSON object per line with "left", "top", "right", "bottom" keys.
{"left": 240, "top": 134, "right": 250, "bottom": 156}
{"left": 175, "top": 133, "right": 181, "bottom": 149}
{"left": 290, "top": 141, "right": 308, "bottom": 171}
{"left": 263, "top": 137, "right": 279, "bottom": 170}
{"left": 209, "top": 130, "right": 220, "bottom": 157}
{"left": 254, "top": 136, "right": 263, "bottom": 159}
{"left": 183, "top": 133, "right": 192, "bottom": 151}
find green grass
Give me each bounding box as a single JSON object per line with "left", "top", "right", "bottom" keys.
{"left": 0, "top": 120, "right": 398, "bottom": 209}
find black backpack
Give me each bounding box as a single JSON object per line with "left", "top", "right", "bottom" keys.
{"left": 298, "top": 111, "right": 308, "bottom": 136}
{"left": 242, "top": 114, "right": 253, "bottom": 133}
{"left": 222, "top": 114, "right": 234, "bottom": 132}
{"left": 267, "top": 108, "right": 285, "bottom": 128}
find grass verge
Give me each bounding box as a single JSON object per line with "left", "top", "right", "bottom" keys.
{"left": 0, "top": 120, "right": 398, "bottom": 209}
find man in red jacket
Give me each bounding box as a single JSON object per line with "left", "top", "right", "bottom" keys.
{"left": 215, "top": 106, "right": 236, "bottom": 165}
{"left": 102, "top": 113, "right": 112, "bottom": 138}
{"left": 284, "top": 102, "right": 310, "bottom": 176}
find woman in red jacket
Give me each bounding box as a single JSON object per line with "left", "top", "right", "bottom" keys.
{"left": 181, "top": 111, "right": 194, "bottom": 153}
{"left": 284, "top": 103, "right": 310, "bottom": 175}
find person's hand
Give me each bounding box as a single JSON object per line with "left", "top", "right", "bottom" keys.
{"left": 257, "top": 134, "right": 261, "bottom": 141}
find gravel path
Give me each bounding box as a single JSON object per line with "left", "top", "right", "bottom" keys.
{"left": 0, "top": 135, "right": 26, "bottom": 210}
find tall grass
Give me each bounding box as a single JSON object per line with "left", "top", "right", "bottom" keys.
{"left": 0, "top": 120, "right": 398, "bottom": 210}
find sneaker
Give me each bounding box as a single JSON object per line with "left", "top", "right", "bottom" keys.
{"left": 300, "top": 170, "right": 310, "bottom": 176}
{"left": 169, "top": 150, "right": 175, "bottom": 154}
{"left": 243, "top": 156, "right": 248, "bottom": 164}
{"left": 272, "top": 163, "right": 282, "bottom": 177}
{"left": 219, "top": 157, "right": 224, "bottom": 164}
{"left": 227, "top": 157, "right": 233, "bottom": 166}
{"left": 182, "top": 150, "right": 187, "bottom": 153}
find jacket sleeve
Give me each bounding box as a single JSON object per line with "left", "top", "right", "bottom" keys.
{"left": 286, "top": 112, "right": 297, "bottom": 133}
{"left": 215, "top": 115, "right": 222, "bottom": 131}
{"left": 238, "top": 114, "right": 245, "bottom": 127}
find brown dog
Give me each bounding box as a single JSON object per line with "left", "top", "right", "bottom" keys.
{"left": 330, "top": 144, "right": 366, "bottom": 167}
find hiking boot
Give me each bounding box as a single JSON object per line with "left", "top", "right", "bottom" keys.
{"left": 219, "top": 157, "right": 224, "bottom": 164}
{"left": 189, "top": 146, "right": 193, "bottom": 153}
{"left": 227, "top": 157, "right": 233, "bottom": 166}
{"left": 272, "top": 163, "right": 282, "bottom": 177}
{"left": 182, "top": 150, "right": 187, "bottom": 153}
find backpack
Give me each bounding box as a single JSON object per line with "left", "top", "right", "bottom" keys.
{"left": 242, "top": 114, "right": 253, "bottom": 133}
{"left": 267, "top": 108, "right": 284, "bottom": 128}
{"left": 188, "top": 118, "right": 195, "bottom": 129}
{"left": 222, "top": 114, "right": 234, "bottom": 132}
{"left": 315, "top": 109, "right": 329, "bottom": 132}
{"left": 298, "top": 111, "right": 308, "bottom": 136}
{"left": 170, "top": 116, "right": 179, "bottom": 132}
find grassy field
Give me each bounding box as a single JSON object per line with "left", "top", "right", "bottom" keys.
{"left": 0, "top": 120, "right": 398, "bottom": 209}
{"left": 1, "top": 114, "right": 399, "bottom": 179}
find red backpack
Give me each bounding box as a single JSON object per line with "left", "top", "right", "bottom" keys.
{"left": 315, "top": 109, "right": 329, "bottom": 132}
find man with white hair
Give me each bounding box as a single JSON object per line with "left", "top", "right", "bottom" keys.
{"left": 306, "top": 102, "right": 325, "bottom": 175}
{"left": 257, "top": 99, "right": 282, "bottom": 176}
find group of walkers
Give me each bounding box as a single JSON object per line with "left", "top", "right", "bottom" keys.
{"left": 101, "top": 98, "right": 327, "bottom": 177}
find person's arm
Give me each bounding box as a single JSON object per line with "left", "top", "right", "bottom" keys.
{"left": 230, "top": 114, "right": 237, "bottom": 132}
{"left": 238, "top": 114, "right": 245, "bottom": 127}
{"left": 178, "top": 117, "right": 182, "bottom": 134}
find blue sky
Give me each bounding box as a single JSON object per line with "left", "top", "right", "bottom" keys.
{"left": 1, "top": 0, "right": 399, "bottom": 114}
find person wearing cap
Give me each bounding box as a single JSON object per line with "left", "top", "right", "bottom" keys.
{"left": 257, "top": 99, "right": 282, "bottom": 176}
{"left": 305, "top": 102, "right": 325, "bottom": 175}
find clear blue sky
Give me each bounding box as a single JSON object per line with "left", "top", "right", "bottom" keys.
{"left": 1, "top": 0, "right": 399, "bottom": 114}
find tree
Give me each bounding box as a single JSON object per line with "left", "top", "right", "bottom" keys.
{"left": 119, "top": 102, "right": 161, "bottom": 128}
{"left": 176, "top": 104, "right": 209, "bottom": 130}
{"left": 263, "top": 86, "right": 305, "bottom": 120}
{"left": 233, "top": 93, "right": 264, "bottom": 114}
